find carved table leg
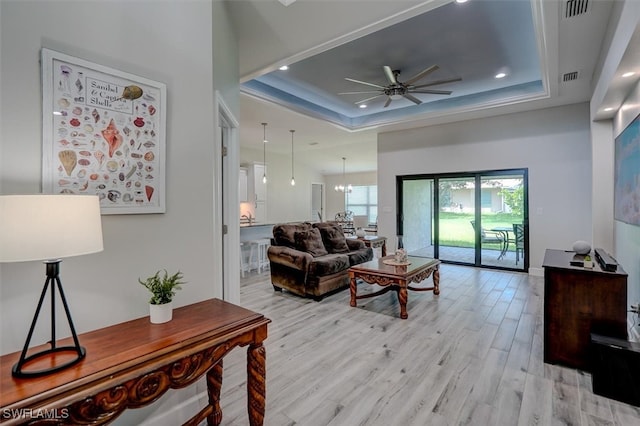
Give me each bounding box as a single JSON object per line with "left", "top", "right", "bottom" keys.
{"left": 206, "top": 360, "right": 223, "bottom": 426}
{"left": 398, "top": 284, "right": 408, "bottom": 319}
{"left": 350, "top": 273, "right": 357, "bottom": 307}
{"left": 247, "top": 343, "right": 266, "bottom": 426}
{"left": 433, "top": 267, "right": 440, "bottom": 295}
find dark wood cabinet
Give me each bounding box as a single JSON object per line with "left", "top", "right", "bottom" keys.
{"left": 543, "top": 249, "right": 628, "bottom": 371}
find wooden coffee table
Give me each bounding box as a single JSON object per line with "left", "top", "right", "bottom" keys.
{"left": 349, "top": 255, "right": 440, "bottom": 319}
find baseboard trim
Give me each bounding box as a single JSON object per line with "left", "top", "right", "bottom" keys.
{"left": 529, "top": 267, "right": 544, "bottom": 277}
{"left": 138, "top": 389, "right": 207, "bottom": 426}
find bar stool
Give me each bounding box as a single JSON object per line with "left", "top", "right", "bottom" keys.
{"left": 240, "top": 241, "right": 259, "bottom": 277}
{"left": 253, "top": 239, "right": 271, "bottom": 273}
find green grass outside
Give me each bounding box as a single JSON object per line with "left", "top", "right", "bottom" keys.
{"left": 438, "top": 212, "right": 522, "bottom": 250}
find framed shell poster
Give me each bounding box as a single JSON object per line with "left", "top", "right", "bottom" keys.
{"left": 41, "top": 48, "right": 166, "bottom": 214}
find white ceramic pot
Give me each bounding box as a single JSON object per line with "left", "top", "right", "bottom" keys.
{"left": 149, "top": 301, "right": 173, "bottom": 324}
{"left": 355, "top": 228, "right": 366, "bottom": 238}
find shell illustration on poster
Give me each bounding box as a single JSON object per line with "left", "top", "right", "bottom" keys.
{"left": 41, "top": 48, "right": 166, "bottom": 214}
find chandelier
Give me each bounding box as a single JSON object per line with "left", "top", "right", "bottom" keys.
{"left": 334, "top": 157, "right": 352, "bottom": 193}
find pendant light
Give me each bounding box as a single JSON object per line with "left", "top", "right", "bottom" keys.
{"left": 290, "top": 130, "right": 296, "bottom": 186}
{"left": 261, "top": 123, "right": 267, "bottom": 184}
{"left": 334, "top": 157, "right": 352, "bottom": 193}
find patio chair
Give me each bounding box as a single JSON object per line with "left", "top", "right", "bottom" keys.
{"left": 469, "top": 220, "right": 504, "bottom": 245}
{"left": 512, "top": 223, "right": 524, "bottom": 264}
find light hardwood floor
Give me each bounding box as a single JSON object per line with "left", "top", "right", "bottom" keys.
{"left": 216, "top": 265, "right": 640, "bottom": 425}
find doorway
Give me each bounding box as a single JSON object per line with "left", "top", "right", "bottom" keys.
{"left": 215, "top": 92, "right": 239, "bottom": 303}
{"left": 398, "top": 169, "right": 528, "bottom": 271}
{"left": 311, "top": 183, "right": 324, "bottom": 221}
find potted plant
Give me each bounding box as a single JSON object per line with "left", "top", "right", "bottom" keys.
{"left": 139, "top": 270, "right": 185, "bottom": 323}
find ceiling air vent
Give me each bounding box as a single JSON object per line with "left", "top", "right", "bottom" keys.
{"left": 562, "top": 71, "right": 580, "bottom": 82}
{"left": 564, "top": 0, "right": 590, "bottom": 19}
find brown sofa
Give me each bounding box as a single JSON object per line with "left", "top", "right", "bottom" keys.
{"left": 267, "top": 222, "right": 373, "bottom": 300}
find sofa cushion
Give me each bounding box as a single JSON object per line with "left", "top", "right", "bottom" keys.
{"left": 294, "top": 228, "right": 328, "bottom": 257}
{"left": 347, "top": 247, "right": 374, "bottom": 266}
{"left": 313, "top": 222, "right": 349, "bottom": 254}
{"left": 308, "top": 253, "right": 350, "bottom": 277}
{"left": 273, "top": 222, "right": 312, "bottom": 248}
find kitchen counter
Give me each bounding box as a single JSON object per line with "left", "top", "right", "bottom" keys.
{"left": 240, "top": 223, "right": 273, "bottom": 242}
{"left": 240, "top": 222, "right": 274, "bottom": 228}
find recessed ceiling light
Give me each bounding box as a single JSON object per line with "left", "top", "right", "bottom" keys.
{"left": 455, "top": 0, "right": 468, "bottom": 3}
{"left": 622, "top": 71, "right": 635, "bottom": 78}
{"left": 495, "top": 72, "right": 507, "bottom": 79}
{"left": 604, "top": 107, "right": 614, "bottom": 111}
{"left": 279, "top": 65, "right": 289, "bottom": 71}
{"left": 359, "top": 104, "right": 367, "bottom": 109}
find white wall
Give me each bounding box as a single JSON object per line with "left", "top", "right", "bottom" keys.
{"left": 240, "top": 146, "right": 324, "bottom": 223}
{"left": 377, "top": 103, "right": 593, "bottom": 273}
{"left": 0, "top": 1, "right": 237, "bottom": 424}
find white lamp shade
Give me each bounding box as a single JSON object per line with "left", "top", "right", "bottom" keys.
{"left": 0, "top": 195, "right": 104, "bottom": 262}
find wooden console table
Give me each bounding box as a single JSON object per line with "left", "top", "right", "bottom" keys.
{"left": 543, "top": 249, "right": 627, "bottom": 370}
{"left": 0, "top": 299, "right": 270, "bottom": 425}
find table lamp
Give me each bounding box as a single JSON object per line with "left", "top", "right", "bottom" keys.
{"left": 0, "top": 195, "right": 103, "bottom": 378}
{"left": 353, "top": 215, "right": 369, "bottom": 238}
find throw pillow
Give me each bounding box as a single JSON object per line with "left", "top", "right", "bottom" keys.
{"left": 273, "top": 222, "right": 311, "bottom": 248}
{"left": 294, "top": 228, "right": 328, "bottom": 257}
{"left": 315, "top": 223, "right": 349, "bottom": 254}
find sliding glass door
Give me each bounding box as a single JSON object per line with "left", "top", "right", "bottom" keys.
{"left": 398, "top": 169, "right": 528, "bottom": 271}
{"left": 438, "top": 177, "right": 475, "bottom": 263}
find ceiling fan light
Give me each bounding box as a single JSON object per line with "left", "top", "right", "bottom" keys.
{"left": 389, "top": 94, "right": 403, "bottom": 100}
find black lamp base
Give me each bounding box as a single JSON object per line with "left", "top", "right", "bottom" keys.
{"left": 12, "top": 345, "right": 86, "bottom": 378}
{"left": 12, "top": 260, "right": 86, "bottom": 378}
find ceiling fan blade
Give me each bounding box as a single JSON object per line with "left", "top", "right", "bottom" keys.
{"left": 338, "top": 90, "right": 382, "bottom": 95}
{"left": 345, "top": 77, "right": 385, "bottom": 89}
{"left": 412, "top": 77, "right": 462, "bottom": 89}
{"left": 383, "top": 97, "right": 393, "bottom": 108}
{"left": 383, "top": 66, "right": 397, "bottom": 85}
{"left": 355, "top": 94, "right": 385, "bottom": 104}
{"left": 411, "top": 89, "right": 453, "bottom": 95}
{"left": 404, "top": 65, "right": 439, "bottom": 85}
{"left": 403, "top": 93, "right": 423, "bottom": 105}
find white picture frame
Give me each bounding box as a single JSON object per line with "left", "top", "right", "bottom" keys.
{"left": 41, "top": 48, "right": 167, "bottom": 214}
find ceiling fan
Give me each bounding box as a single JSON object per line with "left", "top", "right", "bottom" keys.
{"left": 339, "top": 65, "right": 461, "bottom": 107}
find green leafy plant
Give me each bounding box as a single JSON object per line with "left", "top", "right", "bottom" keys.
{"left": 139, "top": 270, "right": 185, "bottom": 305}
